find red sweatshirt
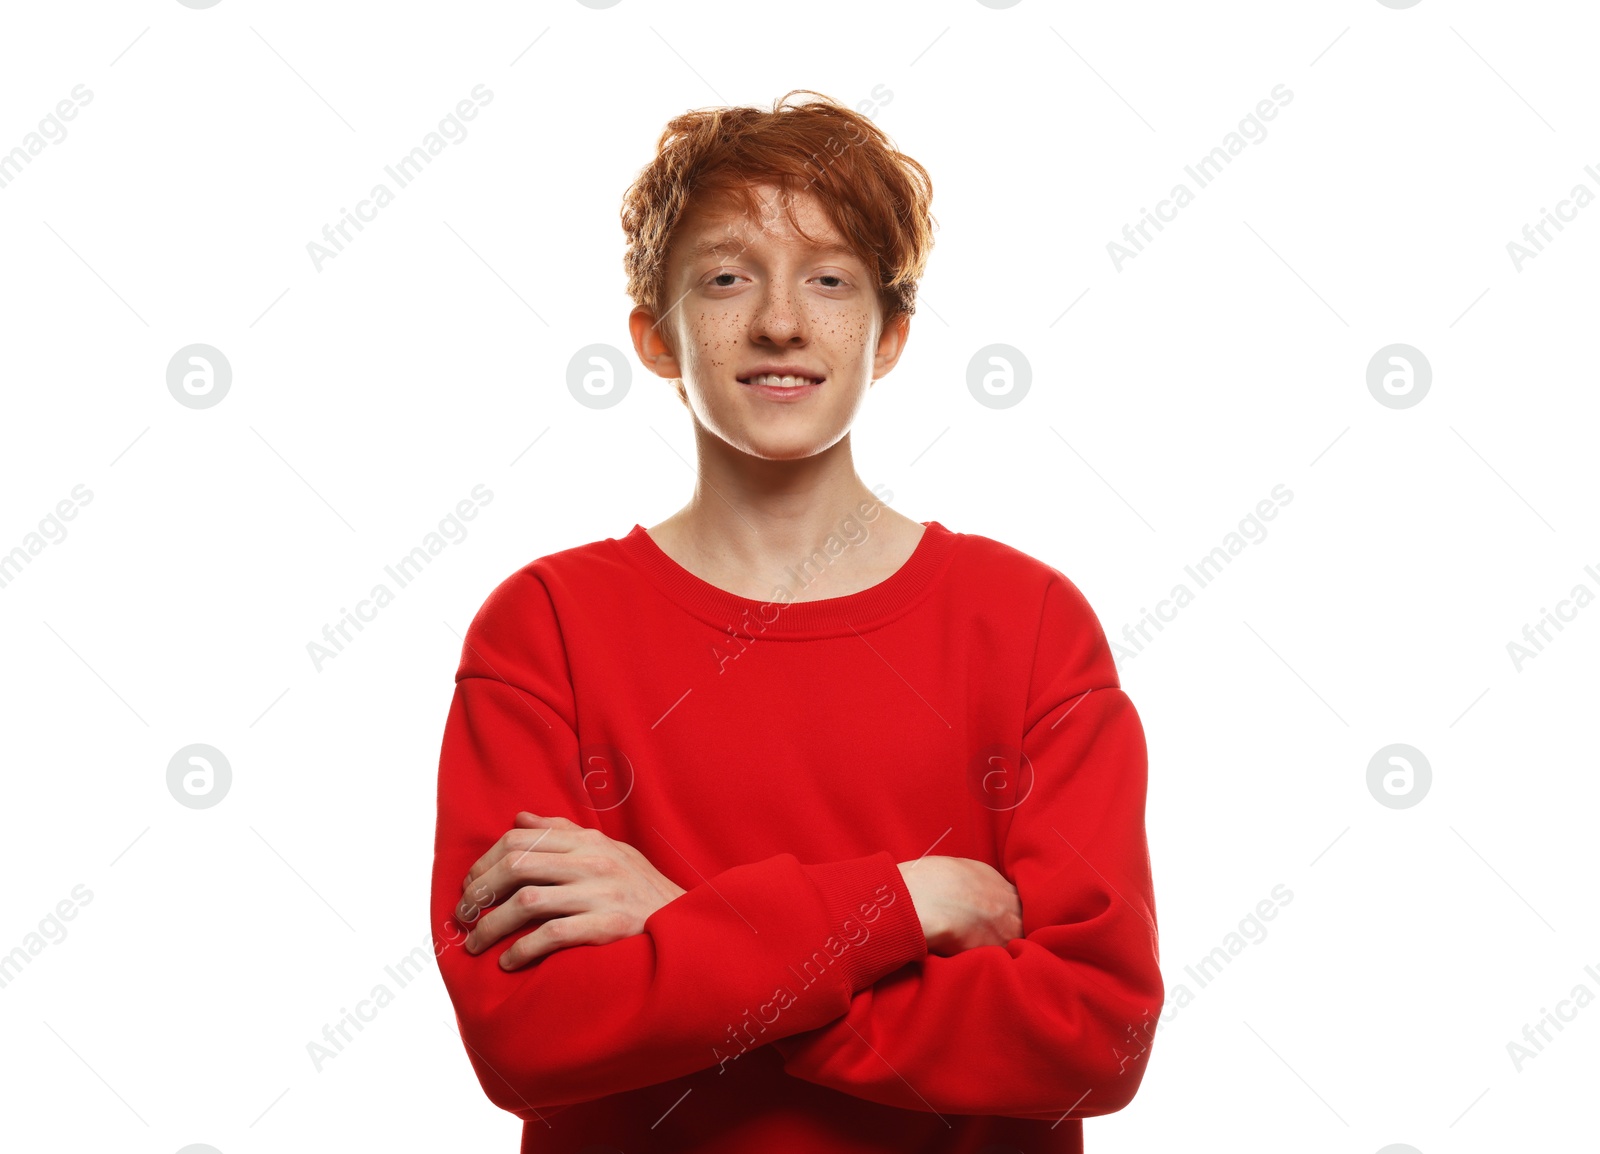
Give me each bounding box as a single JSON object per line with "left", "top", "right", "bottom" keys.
{"left": 430, "top": 519, "right": 1162, "bottom": 1153}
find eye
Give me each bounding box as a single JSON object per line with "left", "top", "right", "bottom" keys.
{"left": 816, "top": 274, "right": 846, "bottom": 288}
{"left": 711, "top": 272, "right": 738, "bottom": 287}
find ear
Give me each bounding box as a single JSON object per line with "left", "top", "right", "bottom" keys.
{"left": 870, "top": 311, "right": 911, "bottom": 382}
{"left": 629, "top": 305, "right": 683, "bottom": 382}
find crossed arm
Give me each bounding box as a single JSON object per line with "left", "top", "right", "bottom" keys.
{"left": 454, "top": 811, "right": 1021, "bottom": 969}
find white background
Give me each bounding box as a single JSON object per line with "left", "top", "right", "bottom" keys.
{"left": 1, "top": 1, "right": 1595, "bottom": 1151}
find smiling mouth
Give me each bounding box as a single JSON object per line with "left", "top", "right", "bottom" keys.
{"left": 738, "top": 373, "right": 825, "bottom": 387}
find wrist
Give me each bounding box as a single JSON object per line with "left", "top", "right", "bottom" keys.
{"left": 896, "top": 860, "right": 942, "bottom": 951}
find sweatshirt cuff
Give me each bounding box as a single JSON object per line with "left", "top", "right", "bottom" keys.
{"left": 800, "top": 850, "right": 928, "bottom": 994}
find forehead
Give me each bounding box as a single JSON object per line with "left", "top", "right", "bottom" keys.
{"left": 674, "top": 183, "right": 860, "bottom": 264}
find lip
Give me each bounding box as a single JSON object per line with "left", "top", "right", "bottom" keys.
{"left": 736, "top": 365, "right": 826, "bottom": 385}
{"left": 741, "top": 379, "right": 822, "bottom": 402}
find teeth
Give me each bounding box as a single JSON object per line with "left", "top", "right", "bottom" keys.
{"left": 747, "top": 373, "right": 818, "bottom": 387}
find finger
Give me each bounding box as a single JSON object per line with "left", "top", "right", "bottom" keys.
{"left": 490, "top": 822, "right": 609, "bottom": 884}
{"left": 464, "top": 816, "right": 595, "bottom": 887}
{"left": 499, "top": 912, "right": 618, "bottom": 970}
{"left": 461, "top": 823, "right": 570, "bottom": 890}
{"left": 457, "top": 850, "right": 591, "bottom": 924}
{"left": 514, "top": 811, "right": 584, "bottom": 830}
{"left": 463, "top": 882, "right": 597, "bottom": 955}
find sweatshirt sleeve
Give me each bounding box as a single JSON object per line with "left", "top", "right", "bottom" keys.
{"left": 769, "top": 572, "right": 1163, "bottom": 1120}
{"left": 430, "top": 568, "right": 929, "bottom": 1117}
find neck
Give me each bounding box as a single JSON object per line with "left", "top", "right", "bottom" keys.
{"left": 673, "top": 428, "right": 888, "bottom": 557}
{"left": 648, "top": 427, "right": 916, "bottom": 602}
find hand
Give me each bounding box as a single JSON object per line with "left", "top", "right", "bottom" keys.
{"left": 456, "top": 812, "right": 687, "bottom": 970}
{"left": 896, "top": 856, "right": 1022, "bottom": 957}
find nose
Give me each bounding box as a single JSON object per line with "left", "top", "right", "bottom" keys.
{"left": 749, "top": 280, "right": 807, "bottom": 346}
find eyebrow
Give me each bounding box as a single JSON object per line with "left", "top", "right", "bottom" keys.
{"left": 685, "top": 237, "right": 861, "bottom": 262}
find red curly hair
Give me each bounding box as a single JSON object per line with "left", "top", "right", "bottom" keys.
{"left": 620, "top": 89, "right": 935, "bottom": 330}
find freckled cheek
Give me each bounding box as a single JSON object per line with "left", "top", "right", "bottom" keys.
{"left": 688, "top": 315, "right": 743, "bottom": 375}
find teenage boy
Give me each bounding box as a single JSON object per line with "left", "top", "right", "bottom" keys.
{"left": 431, "top": 90, "right": 1161, "bottom": 1153}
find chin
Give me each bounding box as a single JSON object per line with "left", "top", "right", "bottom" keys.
{"left": 727, "top": 428, "right": 845, "bottom": 461}
{"left": 741, "top": 440, "right": 833, "bottom": 461}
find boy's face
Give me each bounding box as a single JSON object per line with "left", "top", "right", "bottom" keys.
{"left": 629, "top": 182, "right": 910, "bottom": 461}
